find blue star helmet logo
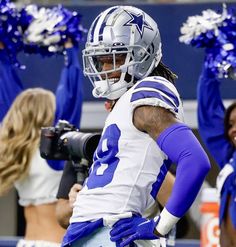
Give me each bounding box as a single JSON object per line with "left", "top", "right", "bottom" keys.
{"left": 124, "top": 10, "right": 153, "bottom": 37}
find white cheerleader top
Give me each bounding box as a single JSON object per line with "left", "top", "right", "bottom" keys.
{"left": 14, "top": 149, "right": 63, "bottom": 206}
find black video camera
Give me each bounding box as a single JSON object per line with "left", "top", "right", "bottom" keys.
{"left": 40, "top": 120, "right": 101, "bottom": 184}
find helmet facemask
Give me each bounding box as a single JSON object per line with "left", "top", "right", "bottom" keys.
{"left": 83, "top": 43, "right": 157, "bottom": 100}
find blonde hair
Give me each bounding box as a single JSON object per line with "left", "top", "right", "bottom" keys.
{"left": 0, "top": 88, "right": 55, "bottom": 195}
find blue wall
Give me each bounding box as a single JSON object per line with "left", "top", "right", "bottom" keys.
{"left": 17, "top": 2, "right": 236, "bottom": 101}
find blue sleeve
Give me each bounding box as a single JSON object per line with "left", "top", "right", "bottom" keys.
{"left": 157, "top": 123, "right": 211, "bottom": 217}
{"left": 48, "top": 47, "right": 84, "bottom": 171}
{"left": 54, "top": 47, "right": 83, "bottom": 128}
{"left": 0, "top": 50, "right": 23, "bottom": 122}
{"left": 197, "top": 66, "right": 231, "bottom": 168}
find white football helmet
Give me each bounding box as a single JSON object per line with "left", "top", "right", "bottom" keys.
{"left": 83, "top": 6, "right": 162, "bottom": 100}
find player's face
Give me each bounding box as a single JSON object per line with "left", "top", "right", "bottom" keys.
{"left": 228, "top": 107, "right": 236, "bottom": 147}
{"left": 96, "top": 54, "right": 126, "bottom": 80}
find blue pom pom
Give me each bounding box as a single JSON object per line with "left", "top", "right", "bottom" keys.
{"left": 0, "top": 0, "right": 23, "bottom": 65}
{"left": 23, "top": 4, "right": 86, "bottom": 56}
{"left": 179, "top": 4, "right": 236, "bottom": 79}
{"left": 0, "top": 2, "right": 86, "bottom": 61}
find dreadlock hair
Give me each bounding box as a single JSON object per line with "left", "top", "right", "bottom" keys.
{"left": 150, "top": 61, "right": 178, "bottom": 84}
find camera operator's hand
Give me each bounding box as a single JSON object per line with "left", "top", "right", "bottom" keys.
{"left": 68, "top": 183, "right": 82, "bottom": 208}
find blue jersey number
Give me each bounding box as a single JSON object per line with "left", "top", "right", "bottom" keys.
{"left": 86, "top": 124, "right": 120, "bottom": 189}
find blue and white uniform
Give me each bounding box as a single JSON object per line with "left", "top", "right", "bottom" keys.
{"left": 67, "top": 5, "right": 210, "bottom": 246}
{"left": 197, "top": 66, "right": 236, "bottom": 228}
{"left": 63, "top": 76, "right": 185, "bottom": 246}
{"left": 71, "top": 76, "right": 183, "bottom": 222}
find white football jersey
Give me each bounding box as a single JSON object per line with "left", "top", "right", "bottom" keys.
{"left": 71, "top": 76, "right": 184, "bottom": 223}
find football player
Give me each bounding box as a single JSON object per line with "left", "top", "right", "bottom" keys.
{"left": 62, "top": 5, "right": 210, "bottom": 247}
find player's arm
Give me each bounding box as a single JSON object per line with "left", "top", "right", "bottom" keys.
{"left": 134, "top": 105, "right": 210, "bottom": 235}
{"left": 133, "top": 105, "right": 178, "bottom": 138}
{"left": 110, "top": 105, "right": 210, "bottom": 245}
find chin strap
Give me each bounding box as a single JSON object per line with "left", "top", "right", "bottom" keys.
{"left": 92, "top": 80, "right": 109, "bottom": 98}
